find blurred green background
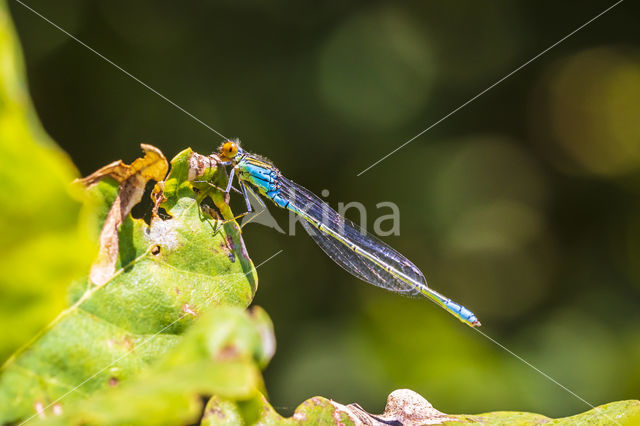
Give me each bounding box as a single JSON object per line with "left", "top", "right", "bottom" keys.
{"left": 6, "top": 0, "right": 640, "bottom": 418}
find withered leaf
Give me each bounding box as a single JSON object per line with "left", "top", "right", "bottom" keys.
{"left": 77, "top": 144, "right": 169, "bottom": 286}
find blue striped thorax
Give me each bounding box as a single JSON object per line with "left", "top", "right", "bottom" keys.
{"left": 236, "top": 155, "right": 278, "bottom": 192}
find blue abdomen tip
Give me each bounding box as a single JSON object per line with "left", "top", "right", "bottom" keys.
{"left": 445, "top": 300, "right": 480, "bottom": 326}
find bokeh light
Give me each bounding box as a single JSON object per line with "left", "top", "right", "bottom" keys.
{"left": 318, "top": 5, "right": 436, "bottom": 129}
{"left": 538, "top": 47, "right": 640, "bottom": 176}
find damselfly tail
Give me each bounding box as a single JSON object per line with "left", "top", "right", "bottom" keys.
{"left": 415, "top": 285, "right": 481, "bottom": 327}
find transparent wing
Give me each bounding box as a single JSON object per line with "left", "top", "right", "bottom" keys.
{"left": 278, "top": 176, "right": 426, "bottom": 296}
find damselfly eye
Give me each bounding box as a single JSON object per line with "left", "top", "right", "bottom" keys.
{"left": 221, "top": 141, "right": 238, "bottom": 158}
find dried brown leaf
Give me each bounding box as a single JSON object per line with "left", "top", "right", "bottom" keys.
{"left": 77, "top": 144, "right": 169, "bottom": 286}
{"left": 337, "top": 389, "right": 455, "bottom": 426}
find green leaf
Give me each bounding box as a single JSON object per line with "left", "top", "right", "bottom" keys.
{"left": 0, "top": 0, "right": 96, "bottom": 365}
{"left": 0, "top": 146, "right": 257, "bottom": 423}
{"left": 35, "top": 306, "right": 273, "bottom": 425}
{"left": 201, "top": 394, "right": 356, "bottom": 426}
{"left": 200, "top": 391, "right": 640, "bottom": 426}
{"left": 448, "top": 399, "right": 640, "bottom": 425}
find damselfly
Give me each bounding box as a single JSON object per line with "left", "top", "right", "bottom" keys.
{"left": 216, "top": 140, "right": 480, "bottom": 327}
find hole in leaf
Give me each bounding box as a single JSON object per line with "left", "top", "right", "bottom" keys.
{"left": 131, "top": 180, "right": 157, "bottom": 225}
{"left": 157, "top": 207, "right": 172, "bottom": 220}
{"left": 201, "top": 197, "right": 222, "bottom": 220}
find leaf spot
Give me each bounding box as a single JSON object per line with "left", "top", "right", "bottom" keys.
{"left": 223, "top": 235, "right": 236, "bottom": 263}
{"left": 183, "top": 304, "right": 197, "bottom": 316}
{"left": 109, "top": 335, "right": 135, "bottom": 352}
{"left": 188, "top": 151, "right": 218, "bottom": 180}
{"left": 292, "top": 410, "right": 307, "bottom": 421}
{"left": 216, "top": 344, "right": 239, "bottom": 361}
{"left": 52, "top": 403, "right": 63, "bottom": 416}
{"left": 332, "top": 408, "right": 345, "bottom": 426}
{"left": 206, "top": 406, "right": 227, "bottom": 419}
{"left": 34, "top": 401, "right": 45, "bottom": 419}
{"left": 147, "top": 219, "right": 180, "bottom": 251}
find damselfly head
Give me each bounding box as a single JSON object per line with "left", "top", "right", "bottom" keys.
{"left": 219, "top": 139, "right": 240, "bottom": 161}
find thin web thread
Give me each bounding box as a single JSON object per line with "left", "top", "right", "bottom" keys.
{"left": 473, "top": 328, "right": 622, "bottom": 426}
{"left": 356, "top": 0, "right": 624, "bottom": 176}
{"left": 12, "top": 0, "right": 228, "bottom": 140}
{"left": 18, "top": 249, "right": 283, "bottom": 425}
{"left": 473, "top": 328, "right": 593, "bottom": 408}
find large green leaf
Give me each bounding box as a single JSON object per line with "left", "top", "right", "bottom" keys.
{"left": 0, "top": 0, "right": 95, "bottom": 364}
{"left": 0, "top": 146, "right": 257, "bottom": 423}
{"left": 36, "top": 306, "right": 273, "bottom": 425}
